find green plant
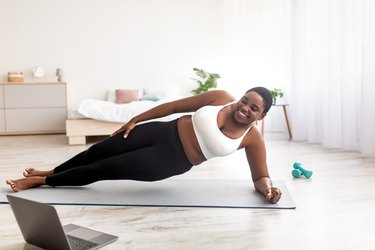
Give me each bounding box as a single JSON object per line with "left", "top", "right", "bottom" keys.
{"left": 269, "top": 88, "right": 284, "bottom": 104}
{"left": 191, "top": 68, "right": 221, "bottom": 95}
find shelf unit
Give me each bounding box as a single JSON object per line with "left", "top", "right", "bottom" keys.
{"left": 0, "top": 82, "right": 67, "bottom": 135}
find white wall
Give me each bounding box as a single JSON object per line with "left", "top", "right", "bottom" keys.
{"left": 220, "top": 0, "right": 293, "bottom": 132}
{"left": 0, "top": 0, "right": 294, "bottom": 134}
{"left": 0, "top": 0, "right": 226, "bottom": 109}
{"left": 360, "top": 0, "right": 375, "bottom": 156}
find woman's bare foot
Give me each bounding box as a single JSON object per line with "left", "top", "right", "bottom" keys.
{"left": 23, "top": 168, "right": 53, "bottom": 178}
{"left": 6, "top": 177, "right": 46, "bottom": 192}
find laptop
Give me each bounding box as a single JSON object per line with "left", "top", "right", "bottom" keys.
{"left": 7, "top": 195, "right": 118, "bottom": 250}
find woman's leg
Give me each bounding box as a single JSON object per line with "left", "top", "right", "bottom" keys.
{"left": 12, "top": 122, "right": 160, "bottom": 189}
{"left": 46, "top": 147, "right": 159, "bottom": 186}
{"left": 9, "top": 146, "right": 168, "bottom": 191}
{"left": 22, "top": 150, "right": 90, "bottom": 177}
{"left": 7, "top": 119, "right": 192, "bottom": 191}
{"left": 25, "top": 121, "right": 165, "bottom": 178}
{"left": 45, "top": 120, "right": 192, "bottom": 186}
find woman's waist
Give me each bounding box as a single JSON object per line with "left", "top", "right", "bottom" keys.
{"left": 177, "top": 115, "right": 206, "bottom": 166}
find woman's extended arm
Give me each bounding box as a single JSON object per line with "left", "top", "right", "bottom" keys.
{"left": 112, "top": 90, "right": 234, "bottom": 137}
{"left": 245, "top": 128, "right": 282, "bottom": 203}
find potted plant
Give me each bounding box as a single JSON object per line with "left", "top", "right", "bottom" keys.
{"left": 269, "top": 88, "right": 284, "bottom": 105}
{"left": 191, "top": 68, "right": 221, "bottom": 95}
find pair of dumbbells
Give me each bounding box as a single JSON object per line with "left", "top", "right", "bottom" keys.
{"left": 292, "top": 162, "right": 313, "bottom": 178}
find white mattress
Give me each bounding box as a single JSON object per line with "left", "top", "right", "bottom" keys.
{"left": 75, "top": 97, "right": 187, "bottom": 123}
{"left": 67, "top": 110, "right": 87, "bottom": 119}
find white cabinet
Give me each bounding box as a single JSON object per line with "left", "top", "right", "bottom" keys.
{"left": 0, "top": 85, "right": 4, "bottom": 108}
{"left": 0, "top": 82, "right": 67, "bottom": 134}
{"left": 0, "top": 110, "right": 4, "bottom": 132}
{"left": 0, "top": 85, "right": 4, "bottom": 132}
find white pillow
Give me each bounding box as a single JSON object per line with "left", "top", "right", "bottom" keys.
{"left": 106, "top": 89, "right": 116, "bottom": 102}
{"left": 143, "top": 85, "right": 180, "bottom": 99}
{"left": 78, "top": 99, "right": 183, "bottom": 123}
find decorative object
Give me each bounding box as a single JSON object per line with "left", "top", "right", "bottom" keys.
{"left": 191, "top": 68, "right": 220, "bottom": 95}
{"left": 56, "top": 68, "right": 65, "bottom": 82}
{"left": 7, "top": 72, "right": 24, "bottom": 82}
{"left": 269, "top": 88, "right": 284, "bottom": 104}
{"left": 32, "top": 66, "right": 46, "bottom": 79}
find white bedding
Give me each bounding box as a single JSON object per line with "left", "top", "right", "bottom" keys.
{"left": 77, "top": 98, "right": 185, "bottom": 123}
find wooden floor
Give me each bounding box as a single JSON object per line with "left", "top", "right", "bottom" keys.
{"left": 0, "top": 133, "right": 375, "bottom": 250}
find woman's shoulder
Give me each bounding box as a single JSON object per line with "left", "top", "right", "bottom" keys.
{"left": 242, "top": 124, "right": 264, "bottom": 148}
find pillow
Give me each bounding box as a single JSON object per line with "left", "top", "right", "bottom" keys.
{"left": 143, "top": 86, "right": 166, "bottom": 99}
{"left": 140, "top": 94, "right": 162, "bottom": 101}
{"left": 106, "top": 89, "right": 116, "bottom": 102}
{"left": 115, "top": 89, "right": 139, "bottom": 104}
{"left": 107, "top": 89, "right": 144, "bottom": 102}
{"left": 142, "top": 85, "right": 180, "bottom": 99}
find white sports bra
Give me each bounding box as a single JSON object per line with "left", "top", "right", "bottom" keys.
{"left": 191, "top": 102, "right": 254, "bottom": 160}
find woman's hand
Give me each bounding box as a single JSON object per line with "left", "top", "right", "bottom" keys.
{"left": 253, "top": 177, "right": 282, "bottom": 204}
{"left": 265, "top": 187, "right": 282, "bottom": 204}
{"left": 111, "top": 120, "right": 136, "bottom": 138}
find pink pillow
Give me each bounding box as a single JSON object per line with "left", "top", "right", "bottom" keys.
{"left": 115, "top": 89, "right": 139, "bottom": 104}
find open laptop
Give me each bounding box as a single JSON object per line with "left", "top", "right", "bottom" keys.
{"left": 7, "top": 195, "right": 118, "bottom": 250}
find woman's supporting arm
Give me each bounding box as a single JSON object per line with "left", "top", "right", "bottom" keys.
{"left": 245, "top": 127, "right": 282, "bottom": 203}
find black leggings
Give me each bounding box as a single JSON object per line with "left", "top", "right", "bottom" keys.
{"left": 45, "top": 119, "right": 192, "bottom": 186}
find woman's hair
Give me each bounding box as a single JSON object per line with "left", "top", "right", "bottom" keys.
{"left": 246, "top": 87, "right": 273, "bottom": 113}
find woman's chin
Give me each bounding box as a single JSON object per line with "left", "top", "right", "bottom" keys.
{"left": 234, "top": 112, "right": 252, "bottom": 124}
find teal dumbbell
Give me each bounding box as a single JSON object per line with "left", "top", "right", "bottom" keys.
{"left": 292, "top": 162, "right": 313, "bottom": 178}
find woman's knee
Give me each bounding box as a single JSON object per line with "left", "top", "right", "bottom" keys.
{"left": 85, "top": 136, "right": 117, "bottom": 158}
{"left": 85, "top": 142, "right": 107, "bottom": 159}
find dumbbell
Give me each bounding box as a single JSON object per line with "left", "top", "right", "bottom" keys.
{"left": 292, "top": 162, "right": 313, "bottom": 178}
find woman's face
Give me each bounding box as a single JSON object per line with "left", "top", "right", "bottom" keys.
{"left": 234, "top": 91, "right": 266, "bottom": 124}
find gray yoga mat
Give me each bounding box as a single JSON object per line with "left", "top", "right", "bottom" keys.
{"left": 0, "top": 179, "right": 295, "bottom": 209}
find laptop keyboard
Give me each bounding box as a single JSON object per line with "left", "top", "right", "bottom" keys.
{"left": 67, "top": 235, "right": 98, "bottom": 250}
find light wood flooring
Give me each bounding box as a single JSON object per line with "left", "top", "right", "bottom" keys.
{"left": 0, "top": 133, "right": 375, "bottom": 250}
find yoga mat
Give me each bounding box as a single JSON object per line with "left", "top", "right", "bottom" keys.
{"left": 0, "top": 179, "right": 295, "bottom": 209}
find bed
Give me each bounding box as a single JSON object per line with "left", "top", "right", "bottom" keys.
{"left": 66, "top": 91, "right": 184, "bottom": 145}
{"left": 66, "top": 119, "right": 123, "bottom": 145}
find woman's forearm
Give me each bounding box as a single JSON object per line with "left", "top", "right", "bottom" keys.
{"left": 131, "top": 90, "right": 234, "bottom": 124}
{"left": 131, "top": 103, "right": 174, "bottom": 124}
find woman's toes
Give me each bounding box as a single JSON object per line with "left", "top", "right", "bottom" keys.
{"left": 6, "top": 180, "right": 19, "bottom": 192}
{"left": 23, "top": 168, "right": 34, "bottom": 177}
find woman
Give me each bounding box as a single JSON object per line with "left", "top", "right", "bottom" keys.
{"left": 6, "top": 87, "right": 282, "bottom": 203}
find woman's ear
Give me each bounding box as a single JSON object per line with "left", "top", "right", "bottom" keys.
{"left": 258, "top": 113, "right": 267, "bottom": 120}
